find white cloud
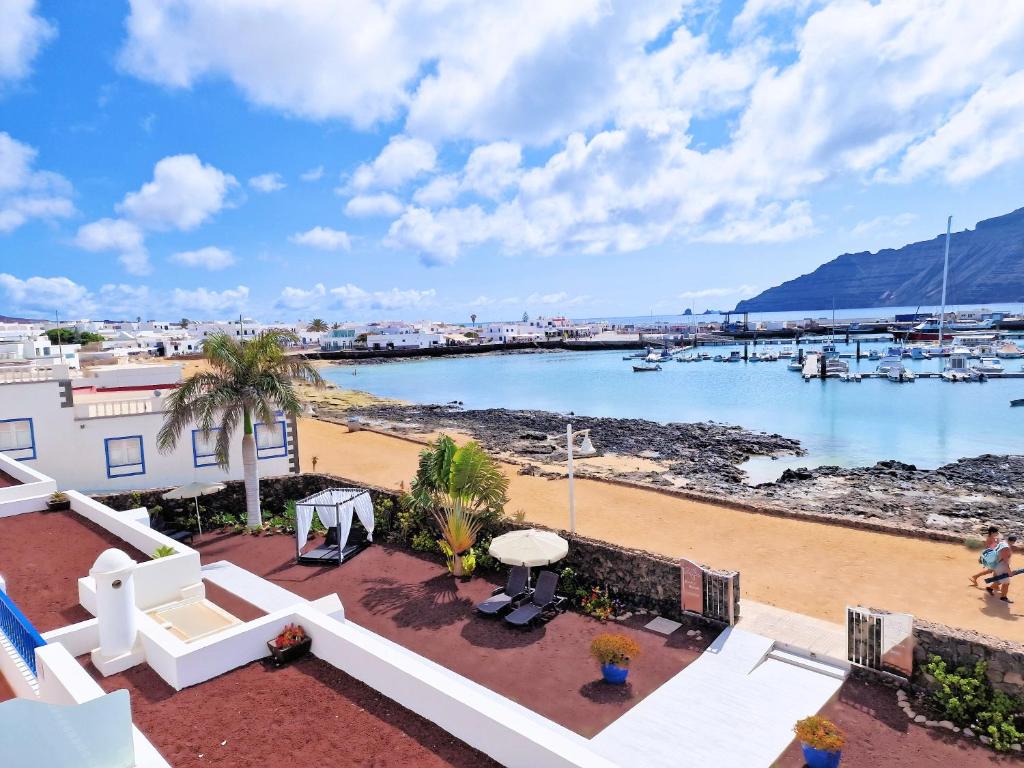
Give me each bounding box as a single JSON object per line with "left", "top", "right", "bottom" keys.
{"left": 171, "top": 246, "right": 235, "bottom": 270}
{"left": 118, "top": 154, "right": 237, "bottom": 231}
{"left": 679, "top": 284, "right": 759, "bottom": 300}
{"left": 412, "top": 175, "right": 459, "bottom": 207}
{"left": 170, "top": 285, "right": 249, "bottom": 315}
{"left": 300, "top": 166, "right": 324, "bottom": 182}
{"left": 894, "top": 70, "right": 1024, "bottom": 184}
{"left": 694, "top": 201, "right": 817, "bottom": 244}
{"left": 248, "top": 172, "right": 286, "bottom": 193}
{"left": 0, "top": 273, "right": 91, "bottom": 315}
{"left": 73, "top": 218, "right": 150, "bottom": 275}
{"left": 350, "top": 136, "right": 436, "bottom": 191}
{"left": 330, "top": 284, "right": 437, "bottom": 312}
{"left": 345, "top": 193, "right": 403, "bottom": 218}
{"left": 463, "top": 142, "right": 522, "bottom": 199}
{"left": 277, "top": 283, "right": 327, "bottom": 310}
{"left": 0, "top": 0, "right": 55, "bottom": 84}
{"left": 850, "top": 212, "right": 916, "bottom": 238}
{"left": 0, "top": 132, "right": 74, "bottom": 233}
{"left": 524, "top": 291, "right": 589, "bottom": 307}
{"left": 289, "top": 226, "right": 351, "bottom": 251}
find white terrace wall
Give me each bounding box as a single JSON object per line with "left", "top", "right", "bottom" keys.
{"left": 0, "top": 452, "right": 56, "bottom": 504}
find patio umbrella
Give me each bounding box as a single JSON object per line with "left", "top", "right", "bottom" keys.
{"left": 488, "top": 529, "right": 568, "bottom": 568}
{"left": 162, "top": 481, "right": 225, "bottom": 535}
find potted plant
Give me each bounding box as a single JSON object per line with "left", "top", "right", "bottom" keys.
{"left": 267, "top": 623, "right": 311, "bottom": 666}
{"left": 46, "top": 491, "right": 71, "bottom": 512}
{"left": 590, "top": 633, "right": 641, "bottom": 685}
{"left": 794, "top": 716, "right": 844, "bottom": 768}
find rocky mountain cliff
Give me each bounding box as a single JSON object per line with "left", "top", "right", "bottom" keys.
{"left": 734, "top": 207, "right": 1024, "bottom": 312}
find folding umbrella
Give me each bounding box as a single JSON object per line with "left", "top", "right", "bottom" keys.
{"left": 161, "top": 481, "right": 225, "bottom": 534}
{"left": 488, "top": 529, "right": 568, "bottom": 586}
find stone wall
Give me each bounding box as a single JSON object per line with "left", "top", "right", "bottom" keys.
{"left": 912, "top": 619, "right": 1024, "bottom": 697}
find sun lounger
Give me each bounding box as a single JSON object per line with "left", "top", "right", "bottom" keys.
{"left": 476, "top": 565, "right": 530, "bottom": 616}
{"left": 150, "top": 512, "right": 194, "bottom": 546}
{"left": 504, "top": 570, "right": 564, "bottom": 627}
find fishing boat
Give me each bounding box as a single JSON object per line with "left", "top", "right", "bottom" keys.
{"left": 868, "top": 349, "right": 881, "bottom": 360}
{"left": 632, "top": 363, "right": 662, "bottom": 372}
{"left": 821, "top": 342, "right": 840, "bottom": 359}
{"left": 725, "top": 350, "right": 742, "bottom": 362}
{"left": 825, "top": 359, "right": 849, "bottom": 377}
{"left": 713, "top": 354, "right": 724, "bottom": 362}
{"left": 749, "top": 352, "right": 762, "bottom": 362}
{"left": 875, "top": 355, "right": 903, "bottom": 376}
{"left": 942, "top": 354, "right": 980, "bottom": 382}
{"left": 778, "top": 346, "right": 794, "bottom": 358}
{"left": 909, "top": 346, "right": 931, "bottom": 360}
{"left": 973, "top": 357, "right": 1004, "bottom": 374}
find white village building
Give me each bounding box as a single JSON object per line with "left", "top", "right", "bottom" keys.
{"left": 0, "top": 362, "right": 296, "bottom": 493}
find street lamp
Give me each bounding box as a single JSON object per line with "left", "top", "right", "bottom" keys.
{"left": 565, "top": 424, "right": 595, "bottom": 534}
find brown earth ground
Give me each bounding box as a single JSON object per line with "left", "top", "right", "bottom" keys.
{"left": 194, "top": 532, "right": 709, "bottom": 737}
{"left": 86, "top": 655, "right": 500, "bottom": 768}
{"left": 0, "top": 510, "right": 148, "bottom": 632}
{"left": 776, "top": 678, "right": 1015, "bottom": 768}
{"left": 297, "top": 417, "right": 1024, "bottom": 644}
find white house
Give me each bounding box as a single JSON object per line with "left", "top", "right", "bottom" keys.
{"left": 0, "top": 363, "right": 296, "bottom": 493}
{"left": 365, "top": 331, "right": 445, "bottom": 350}
{"left": 321, "top": 328, "right": 356, "bottom": 350}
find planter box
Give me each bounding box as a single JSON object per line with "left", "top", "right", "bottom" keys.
{"left": 266, "top": 637, "right": 311, "bottom": 667}
{"left": 45, "top": 500, "right": 71, "bottom": 512}
{"left": 601, "top": 663, "right": 630, "bottom": 685}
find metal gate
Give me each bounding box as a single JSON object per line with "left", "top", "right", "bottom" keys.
{"left": 847, "top": 606, "right": 914, "bottom": 677}
{"left": 680, "top": 558, "right": 739, "bottom": 625}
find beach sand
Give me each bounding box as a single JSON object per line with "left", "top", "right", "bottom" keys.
{"left": 298, "top": 416, "right": 1024, "bottom": 644}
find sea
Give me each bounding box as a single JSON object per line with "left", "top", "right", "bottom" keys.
{"left": 321, "top": 304, "right": 1024, "bottom": 484}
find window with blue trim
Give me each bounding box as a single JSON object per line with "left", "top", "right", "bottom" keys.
{"left": 105, "top": 436, "right": 145, "bottom": 478}
{"left": 254, "top": 420, "right": 287, "bottom": 459}
{"left": 0, "top": 418, "right": 35, "bottom": 460}
{"left": 192, "top": 428, "right": 222, "bottom": 468}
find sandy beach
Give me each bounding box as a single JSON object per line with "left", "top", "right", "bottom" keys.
{"left": 298, "top": 416, "right": 1024, "bottom": 644}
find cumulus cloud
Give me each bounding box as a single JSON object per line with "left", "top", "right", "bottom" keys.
{"left": 289, "top": 226, "right": 351, "bottom": 251}
{"left": 276, "top": 283, "right": 327, "bottom": 310}
{"left": 300, "top": 166, "right": 324, "bottom": 182}
{"left": 248, "top": 172, "right": 285, "bottom": 193}
{"left": 412, "top": 175, "right": 459, "bottom": 207}
{"left": 73, "top": 218, "right": 149, "bottom": 275}
{"left": 345, "top": 193, "right": 403, "bottom": 218}
{"left": 117, "top": 153, "right": 236, "bottom": 230}
{"left": 525, "top": 291, "right": 589, "bottom": 307}
{"left": 350, "top": 136, "right": 436, "bottom": 191}
{"left": 170, "top": 246, "right": 235, "bottom": 270}
{"left": 330, "top": 284, "right": 436, "bottom": 312}
{"left": 170, "top": 285, "right": 249, "bottom": 315}
{"left": 0, "top": 0, "right": 55, "bottom": 84}
{"left": 0, "top": 273, "right": 91, "bottom": 315}
{"left": 0, "top": 132, "right": 74, "bottom": 233}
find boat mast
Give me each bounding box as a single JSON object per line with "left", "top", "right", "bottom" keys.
{"left": 938, "top": 215, "right": 951, "bottom": 348}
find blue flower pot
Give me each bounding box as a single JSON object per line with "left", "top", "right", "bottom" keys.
{"left": 601, "top": 663, "right": 629, "bottom": 684}
{"left": 800, "top": 744, "right": 841, "bottom": 768}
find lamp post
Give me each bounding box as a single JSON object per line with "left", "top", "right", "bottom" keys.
{"left": 567, "top": 423, "right": 576, "bottom": 534}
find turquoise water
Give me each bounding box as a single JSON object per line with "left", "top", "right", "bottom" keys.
{"left": 323, "top": 342, "right": 1024, "bottom": 481}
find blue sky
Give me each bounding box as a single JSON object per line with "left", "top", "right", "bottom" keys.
{"left": 1, "top": 0, "right": 1024, "bottom": 323}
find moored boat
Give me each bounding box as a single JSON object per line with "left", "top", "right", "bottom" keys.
{"left": 632, "top": 363, "right": 662, "bottom": 372}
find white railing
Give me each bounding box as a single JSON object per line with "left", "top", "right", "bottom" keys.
{"left": 0, "top": 367, "right": 59, "bottom": 384}
{"left": 75, "top": 398, "right": 159, "bottom": 419}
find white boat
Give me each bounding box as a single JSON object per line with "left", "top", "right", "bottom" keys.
{"left": 725, "top": 350, "right": 742, "bottom": 362}
{"left": 632, "top": 363, "right": 662, "bottom": 372}
{"left": 749, "top": 352, "right": 762, "bottom": 362}
{"left": 886, "top": 363, "right": 916, "bottom": 382}
{"left": 778, "top": 346, "right": 794, "bottom": 358}
{"left": 942, "top": 354, "right": 980, "bottom": 381}
{"left": 839, "top": 372, "right": 862, "bottom": 382}
{"left": 875, "top": 355, "right": 903, "bottom": 375}
{"left": 996, "top": 342, "right": 1023, "bottom": 359}
{"left": 787, "top": 359, "right": 803, "bottom": 371}
{"left": 825, "top": 359, "right": 848, "bottom": 377}
{"left": 973, "top": 357, "right": 1004, "bottom": 374}
{"left": 822, "top": 343, "right": 840, "bottom": 359}
{"left": 868, "top": 349, "right": 881, "bottom": 360}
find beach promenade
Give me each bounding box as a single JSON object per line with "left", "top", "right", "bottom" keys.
{"left": 299, "top": 417, "right": 1024, "bottom": 644}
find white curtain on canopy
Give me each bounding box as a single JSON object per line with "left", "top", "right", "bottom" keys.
{"left": 294, "top": 488, "right": 375, "bottom": 558}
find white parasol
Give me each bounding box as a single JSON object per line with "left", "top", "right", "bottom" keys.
{"left": 161, "top": 481, "right": 225, "bottom": 534}
{"left": 488, "top": 529, "right": 568, "bottom": 568}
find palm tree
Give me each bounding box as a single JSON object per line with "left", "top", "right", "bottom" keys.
{"left": 470, "top": 313, "right": 477, "bottom": 324}
{"left": 157, "top": 331, "right": 324, "bottom": 528}
{"left": 308, "top": 318, "right": 328, "bottom": 332}
{"left": 409, "top": 435, "right": 509, "bottom": 574}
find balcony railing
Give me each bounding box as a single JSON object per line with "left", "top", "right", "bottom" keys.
{"left": 75, "top": 398, "right": 158, "bottom": 419}
{"left": 0, "top": 588, "right": 46, "bottom": 676}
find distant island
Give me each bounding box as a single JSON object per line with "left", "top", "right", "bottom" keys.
{"left": 734, "top": 206, "right": 1024, "bottom": 312}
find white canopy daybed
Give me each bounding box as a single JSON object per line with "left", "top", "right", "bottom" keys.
{"left": 294, "top": 488, "right": 374, "bottom": 566}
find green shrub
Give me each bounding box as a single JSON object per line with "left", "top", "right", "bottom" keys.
{"left": 411, "top": 529, "right": 438, "bottom": 552}
{"left": 558, "top": 566, "right": 589, "bottom": 606}
{"left": 152, "top": 545, "right": 176, "bottom": 558}
{"left": 925, "top": 655, "right": 1024, "bottom": 751}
